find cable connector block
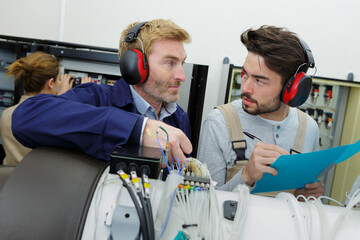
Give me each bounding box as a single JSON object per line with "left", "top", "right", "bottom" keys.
{"left": 110, "top": 145, "right": 162, "bottom": 179}
{"left": 183, "top": 175, "right": 210, "bottom": 186}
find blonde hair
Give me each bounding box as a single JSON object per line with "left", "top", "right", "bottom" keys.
{"left": 6, "top": 51, "right": 59, "bottom": 93}
{"left": 119, "top": 19, "right": 191, "bottom": 58}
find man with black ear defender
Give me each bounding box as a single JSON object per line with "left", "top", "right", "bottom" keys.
{"left": 198, "top": 25, "right": 324, "bottom": 199}
{"left": 12, "top": 19, "right": 192, "bottom": 165}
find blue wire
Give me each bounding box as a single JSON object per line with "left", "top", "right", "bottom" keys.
{"left": 156, "top": 128, "right": 171, "bottom": 174}
{"left": 172, "top": 156, "right": 181, "bottom": 174}
{"left": 179, "top": 160, "right": 189, "bottom": 175}
{"left": 169, "top": 155, "right": 174, "bottom": 170}
{"left": 160, "top": 189, "right": 177, "bottom": 239}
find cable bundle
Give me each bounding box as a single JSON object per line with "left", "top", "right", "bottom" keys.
{"left": 158, "top": 158, "right": 226, "bottom": 240}
{"left": 175, "top": 183, "right": 209, "bottom": 239}
{"left": 328, "top": 188, "right": 360, "bottom": 240}
{"left": 153, "top": 127, "right": 224, "bottom": 239}
{"left": 153, "top": 169, "right": 184, "bottom": 239}
{"left": 117, "top": 169, "right": 155, "bottom": 240}
{"left": 294, "top": 190, "right": 360, "bottom": 240}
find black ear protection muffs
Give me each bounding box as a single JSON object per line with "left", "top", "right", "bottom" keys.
{"left": 119, "top": 21, "right": 149, "bottom": 85}
{"left": 280, "top": 39, "right": 315, "bottom": 107}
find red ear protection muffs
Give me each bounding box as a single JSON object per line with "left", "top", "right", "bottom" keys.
{"left": 119, "top": 21, "right": 149, "bottom": 85}
{"left": 280, "top": 39, "right": 315, "bottom": 107}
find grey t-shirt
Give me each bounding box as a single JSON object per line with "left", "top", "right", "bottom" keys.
{"left": 197, "top": 99, "right": 319, "bottom": 191}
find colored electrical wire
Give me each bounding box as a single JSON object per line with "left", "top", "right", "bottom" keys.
{"left": 141, "top": 173, "right": 155, "bottom": 240}
{"left": 137, "top": 191, "right": 152, "bottom": 240}
{"left": 145, "top": 198, "right": 155, "bottom": 240}
{"left": 156, "top": 126, "right": 171, "bottom": 173}
{"left": 179, "top": 159, "right": 189, "bottom": 175}
{"left": 160, "top": 189, "right": 177, "bottom": 239}
{"left": 130, "top": 170, "right": 152, "bottom": 240}
{"left": 172, "top": 156, "right": 180, "bottom": 174}
{"left": 157, "top": 126, "right": 169, "bottom": 143}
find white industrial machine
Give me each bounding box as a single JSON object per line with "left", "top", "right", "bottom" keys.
{"left": 1, "top": 147, "right": 360, "bottom": 240}
{"left": 83, "top": 165, "right": 360, "bottom": 240}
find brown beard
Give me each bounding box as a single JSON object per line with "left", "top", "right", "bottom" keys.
{"left": 241, "top": 93, "right": 281, "bottom": 115}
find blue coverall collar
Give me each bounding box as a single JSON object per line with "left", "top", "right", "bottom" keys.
{"left": 111, "top": 78, "right": 135, "bottom": 108}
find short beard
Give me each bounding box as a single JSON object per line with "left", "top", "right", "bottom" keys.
{"left": 241, "top": 93, "right": 281, "bottom": 115}
{"left": 141, "top": 80, "right": 180, "bottom": 104}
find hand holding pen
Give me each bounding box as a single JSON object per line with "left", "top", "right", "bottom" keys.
{"left": 241, "top": 142, "right": 289, "bottom": 187}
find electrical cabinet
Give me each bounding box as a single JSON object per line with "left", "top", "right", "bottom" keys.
{"left": 301, "top": 77, "right": 350, "bottom": 202}
{"left": 301, "top": 78, "right": 349, "bottom": 151}
{"left": 0, "top": 45, "right": 17, "bottom": 109}
{"left": 0, "top": 35, "right": 208, "bottom": 163}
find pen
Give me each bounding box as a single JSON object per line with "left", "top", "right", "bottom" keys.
{"left": 243, "top": 131, "right": 263, "bottom": 142}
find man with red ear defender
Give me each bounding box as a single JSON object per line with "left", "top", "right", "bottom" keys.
{"left": 198, "top": 25, "right": 324, "bottom": 199}
{"left": 11, "top": 19, "right": 192, "bottom": 165}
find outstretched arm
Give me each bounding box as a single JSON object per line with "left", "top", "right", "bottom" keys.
{"left": 12, "top": 83, "right": 192, "bottom": 162}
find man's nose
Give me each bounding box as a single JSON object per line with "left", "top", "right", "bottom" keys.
{"left": 241, "top": 78, "right": 254, "bottom": 94}
{"left": 175, "top": 65, "right": 186, "bottom": 82}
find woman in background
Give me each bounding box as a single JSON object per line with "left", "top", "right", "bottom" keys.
{"left": 0, "top": 51, "right": 90, "bottom": 165}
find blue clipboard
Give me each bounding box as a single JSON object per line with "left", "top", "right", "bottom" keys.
{"left": 252, "top": 139, "right": 360, "bottom": 193}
